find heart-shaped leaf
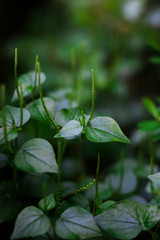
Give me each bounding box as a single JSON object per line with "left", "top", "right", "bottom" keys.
{"left": 0, "top": 105, "right": 30, "bottom": 128}
{"left": 12, "top": 71, "right": 46, "bottom": 102}
{"left": 55, "top": 206, "right": 102, "bottom": 239}
{"left": 85, "top": 117, "right": 130, "bottom": 143}
{"left": 55, "top": 107, "right": 82, "bottom": 127}
{"left": 11, "top": 206, "right": 51, "bottom": 239}
{"left": 54, "top": 120, "right": 83, "bottom": 139}
{"left": 14, "top": 138, "right": 58, "bottom": 173}
{"left": 38, "top": 193, "right": 56, "bottom": 211}
{"left": 26, "top": 97, "right": 55, "bottom": 126}
{"left": 0, "top": 127, "right": 18, "bottom": 145}
{"left": 95, "top": 200, "right": 142, "bottom": 240}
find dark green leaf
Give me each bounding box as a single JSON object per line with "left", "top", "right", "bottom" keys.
{"left": 85, "top": 117, "right": 130, "bottom": 143}
{"left": 0, "top": 105, "right": 30, "bottom": 128}
{"left": 26, "top": 97, "right": 55, "bottom": 126}
{"left": 55, "top": 206, "right": 102, "bottom": 239}
{"left": 14, "top": 138, "right": 58, "bottom": 173}
{"left": 38, "top": 193, "right": 56, "bottom": 211}
{"left": 0, "top": 195, "right": 21, "bottom": 223}
{"left": 0, "top": 127, "right": 18, "bottom": 145}
{"left": 11, "top": 206, "right": 51, "bottom": 239}
{"left": 55, "top": 107, "right": 82, "bottom": 127}
{"left": 0, "top": 153, "right": 8, "bottom": 168}
{"left": 143, "top": 98, "right": 159, "bottom": 120}
{"left": 12, "top": 71, "right": 46, "bottom": 102}
{"left": 54, "top": 120, "right": 83, "bottom": 139}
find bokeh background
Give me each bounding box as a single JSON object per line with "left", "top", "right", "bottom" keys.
{"left": 1, "top": 0, "right": 160, "bottom": 175}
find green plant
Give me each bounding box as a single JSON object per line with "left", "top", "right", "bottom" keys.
{"left": 0, "top": 50, "right": 160, "bottom": 240}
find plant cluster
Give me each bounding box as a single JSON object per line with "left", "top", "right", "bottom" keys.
{"left": 0, "top": 49, "right": 160, "bottom": 240}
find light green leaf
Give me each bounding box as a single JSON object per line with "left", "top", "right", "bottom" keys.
{"left": 148, "top": 172, "right": 160, "bottom": 184}
{"left": 55, "top": 107, "right": 82, "bottom": 127}
{"left": 85, "top": 117, "right": 130, "bottom": 143}
{"left": 140, "top": 205, "right": 160, "bottom": 231}
{"left": 14, "top": 138, "right": 58, "bottom": 173}
{"left": 38, "top": 193, "right": 56, "bottom": 211}
{"left": 0, "top": 127, "right": 18, "bottom": 145}
{"left": 54, "top": 120, "right": 83, "bottom": 139}
{"left": 11, "top": 206, "right": 51, "bottom": 239}
{"left": 12, "top": 71, "right": 46, "bottom": 102}
{"left": 138, "top": 120, "right": 160, "bottom": 131}
{"left": 26, "top": 97, "right": 55, "bottom": 126}
{"left": 0, "top": 105, "right": 30, "bottom": 128}
{"left": 95, "top": 200, "right": 142, "bottom": 240}
{"left": 143, "top": 98, "right": 159, "bottom": 120}
{"left": 55, "top": 206, "right": 102, "bottom": 239}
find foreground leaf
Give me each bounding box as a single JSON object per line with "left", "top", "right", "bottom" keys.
{"left": 85, "top": 117, "right": 130, "bottom": 143}
{"left": 55, "top": 206, "right": 102, "bottom": 239}
{"left": 38, "top": 193, "right": 56, "bottom": 211}
{"left": 54, "top": 120, "right": 83, "bottom": 139}
{"left": 55, "top": 107, "right": 82, "bottom": 127}
{"left": 14, "top": 138, "right": 58, "bottom": 173}
{"left": 12, "top": 71, "right": 46, "bottom": 102}
{"left": 11, "top": 206, "right": 51, "bottom": 239}
{"left": 148, "top": 172, "right": 160, "bottom": 184}
{"left": 95, "top": 200, "right": 142, "bottom": 240}
{"left": 0, "top": 127, "right": 18, "bottom": 145}
{"left": 26, "top": 97, "right": 55, "bottom": 126}
{"left": 0, "top": 105, "right": 30, "bottom": 128}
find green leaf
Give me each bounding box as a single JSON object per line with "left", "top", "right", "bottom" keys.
{"left": 85, "top": 117, "right": 130, "bottom": 143}
{"left": 95, "top": 200, "right": 142, "bottom": 240}
{"left": 11, "top": 206, "right": 51, "bottom": 239}
{"left": 55, "top": 206, "right": 102, "bottom": 239}
{"left": 143, "top": 98, "right": 159, "bottom": 120}
{"left": 149, "top": 56, "right": 160, "bottom": 65}
{"left": 14, "top": 138, "right": 58, "bottom": 173}
{"left": 138, "top": 120, "right": 160, "bottom": 131}
{"left": 0, "top": 194, "right": 21, "bottom": 223}
{"left": 54, "top": 120, "right": 83, "bottom": 139}
{"left": 0, "top": 105, "right": 30, "bottom": 128}
{"left": 0, "top": 153, "right": 8, "bottom": 168}
{"left": 0, "top": 127, "right": 18, "bottom": 145}
{"left": 140, "top": 205, "right": 160, "bottom": 231}
{"left": 26, "top": 97, "right": 55, "bottom": 126}
{"left": 148, "top": 172, "right": 160, "bottom": 184}
{"left": 55, "top": 107, "right": 82, "bottom": 127}
{"left": 38, "top": 193, "right": 56, "bottom": 212}
{"left": 12, "top": 71, "right": 46, "bottom": 102}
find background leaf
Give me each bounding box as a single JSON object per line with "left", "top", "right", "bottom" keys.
{"left": 38, "top": 193, "right": 56, "bottom": 211}
{"left": 0, "top": 127, "right": 18, "bottom": 145}
{"left": 143, "top": 98, "right": 159, "bottom": 120}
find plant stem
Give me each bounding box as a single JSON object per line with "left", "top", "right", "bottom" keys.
{"left": 55, "top": 141, "right": 62, "bottom": 213}
{"left": 14, "top": 48, "right": 20, "bottom": 99}
{"left": 32, "top": 55, "right": 39, "bottom": 100}
{"left": 87, "top": 69, "right": 95, "bottom": 124}
{"left": 61, "top": 179, "right": 96, "bottom": 202}
{"left": 149, "top": 132, "right": 155, "bottom": 197}
{"left": 93, "top": 153, "right": 100, "bottom": 215}
{"left": 37, "top": 61, "right": 60, "bottom": 132}
{"left": 81, "top": 110, "right": 86, "bottom": 133}
{"left": 0, "top": 84, "right": 14, "bottom": 155}
{"left": 19, "top": 84, "right": 23, "bottom": 128}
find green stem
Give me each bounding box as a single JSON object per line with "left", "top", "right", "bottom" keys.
{"left": 32, "top": 55, "right": 39, "bottom": 100}
{"left": 14, "top": 48, "right": 20, "bottom": 99}
{"left": 0, "top": 84, "right": 14, "bottom": 155}
{"left": 61, "top": 179, "right": 96, "bottom": 202}
{"left": 19, "top": 84, "right": 23, "bottom": 128}
{"left": 37, "top": 61, "right": 60, "bottom": 132}
{"left": 93, "top": 153, "right": 100, "bottom": 215}
{"left": 87, "top": 69, "right": 95, "bottom": 124}
{"left": 149, "top": 133, "right": 155, "bottom": 197}
{"left": 81, "top": 110, "right": 86, "bottom": 133}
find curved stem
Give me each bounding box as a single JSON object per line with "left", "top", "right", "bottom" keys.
{"left": 87, "top": 69, "right": 95, "bottom": 124}
{"left": 14, "top": 48, "right": 20, "bottom": 99}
